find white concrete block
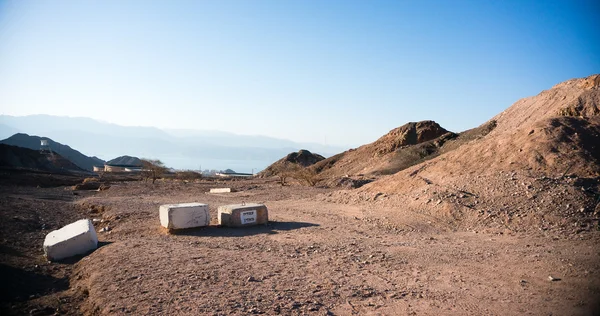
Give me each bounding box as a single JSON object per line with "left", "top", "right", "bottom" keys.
{"left": 210, "top": 188, "right": 232, "bottom": 193}
{"left": 43, "top": 219, "right": 98, "bottom": 261}
{"left": 159, "top": 203, "right": 210, "bottom": 230}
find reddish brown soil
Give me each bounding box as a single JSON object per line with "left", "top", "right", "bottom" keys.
{"left": 1, "top": 175, "right": 599, "bottom": 315}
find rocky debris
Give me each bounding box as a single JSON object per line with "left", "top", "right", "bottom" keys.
{"left": 334, "top": 176, "right": 374, "bottom": 189}
{"left": 370, "top": 121, "right": 451, "bottom": 155}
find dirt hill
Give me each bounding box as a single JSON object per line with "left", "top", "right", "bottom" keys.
{"left": 260, "top": 149, "right": 325, "bottom": 177}
{"left": 0, "top": 133, "right": 104, "bottom": 171}
{"left": 328, "top": 74, "right": 600, "bottom": 234}
{"left": 0, "top": 144, "right": 87, "bottom": 173}
{"left": 311, "top": 121, "right": 452, "bottom": 180}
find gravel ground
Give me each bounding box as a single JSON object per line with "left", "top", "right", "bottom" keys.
{"left": 2, "top": 176, "right": 598, "bottom": 315}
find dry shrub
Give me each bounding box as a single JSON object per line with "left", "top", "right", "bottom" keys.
{"left": 141, "top": 159, "right": 167, "bottom": 184}
{"left": 82, "top": 177, "right": 98, "bottom": 184}
{"left": 293, "top": 168, "right": 322, "bottom": 187}
{"left": 272, "top": 162, "right": 300, "bottom": 185}
{"left": 271, "top": 162, "right": 322, "bottom": 186}
{"left": 176, "top": 171, "right": 203, "bottom": 181}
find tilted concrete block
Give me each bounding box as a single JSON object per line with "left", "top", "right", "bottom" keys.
{"left": 209, "top": 188, "right": 232, "bottom": 193}
{"left": 159, "top": 203, "right": 210, "bottom": 230}
{"left": 43, "top": 219, "right": 98, "bottom": 261}
{"left": 218, "top": 203, "right": 268, "bottom": 227}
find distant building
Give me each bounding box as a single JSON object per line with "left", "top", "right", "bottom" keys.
{"left": 103, "top": 155, "right": 144, "bottom": 173}
{"left": 104, "top": 164, "right": 143, "bottom": 172}
{"left": 215, "top": 170, "right": 254, "bottom": 178}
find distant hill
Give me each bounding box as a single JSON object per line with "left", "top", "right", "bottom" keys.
{"left": 106, "top": 155, "right": 143, "bottom": 167}
{"left": 260, "top": 149, "right": 325, "bottom": 177}
{"left": 0, "top": 133, "right": 104, "bottom": 171}
{"left": 0, "top": 144, "right": 86, "bottom": 173}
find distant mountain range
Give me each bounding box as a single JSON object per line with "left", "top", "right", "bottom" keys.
{"left": 0, "top": 115, "right": 345, "bottom": 172}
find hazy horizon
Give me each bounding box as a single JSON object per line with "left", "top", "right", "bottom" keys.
{"left": 0, "top": 114, "right": 347, "bottom": 172}
{"left": 1, "top": 1, "right": 599, "bottom": 147}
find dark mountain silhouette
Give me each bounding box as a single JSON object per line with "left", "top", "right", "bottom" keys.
{"left": 106, "top": 156, "right": 143, "bottom": 167}
{"left": 0, "top": 144, "right": 86, "bottom": 173}
{"left": 0, "top": 133, "right": 104, "bottom": 171}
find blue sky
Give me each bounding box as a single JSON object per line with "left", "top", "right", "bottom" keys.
{"left": 0, "top": 0, "right": 598, "bottom": 147}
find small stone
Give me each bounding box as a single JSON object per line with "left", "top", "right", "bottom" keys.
{"left": 548, "top": 275, "right": 561, "bottom": 281}
{"left": 247, "top": 276, "right": 258, "bottom": 282}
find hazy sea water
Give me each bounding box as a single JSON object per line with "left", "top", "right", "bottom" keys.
{"left": 159, "top": 156, "right": 271, "bottom": 173}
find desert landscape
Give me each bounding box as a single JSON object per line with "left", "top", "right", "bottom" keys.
{"left": 0, "top": 74, "right": 599, "bottom": 315}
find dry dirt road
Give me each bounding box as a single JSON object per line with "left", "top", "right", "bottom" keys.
{"left": 1, "top": 178, "right": 599, "bottom": 315}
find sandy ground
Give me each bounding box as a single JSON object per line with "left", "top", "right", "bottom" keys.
{"left": 1, "top": 176, "right": 599, "bottom": 315}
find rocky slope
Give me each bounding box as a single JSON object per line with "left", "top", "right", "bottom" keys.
{"left": 329, "top": 74, "right": 600, "bottom": 234}
{"left": 311, "top": 121, "right": 453, "bottom": 179}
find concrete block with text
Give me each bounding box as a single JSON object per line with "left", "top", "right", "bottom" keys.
{"left": 218, "top": 203, "right": 268, "bottom": 227}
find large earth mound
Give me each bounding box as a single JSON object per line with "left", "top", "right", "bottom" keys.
{"left": 260, "top": 149, "right": 325, "bottom": 177}
{"left": 329, "top": 74, "right": 600, "bottom": 234}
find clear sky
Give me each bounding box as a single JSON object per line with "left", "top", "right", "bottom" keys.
{"left": 0, "top": 0, "right": 598, "bottom": 147}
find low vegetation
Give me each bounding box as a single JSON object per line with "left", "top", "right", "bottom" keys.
{"left": 141, "top": 159, "right": 167, "bottom": 184}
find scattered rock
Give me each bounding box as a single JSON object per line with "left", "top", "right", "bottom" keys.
{"left": 548, "top": 275, "right": 561, "bottom": 281}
